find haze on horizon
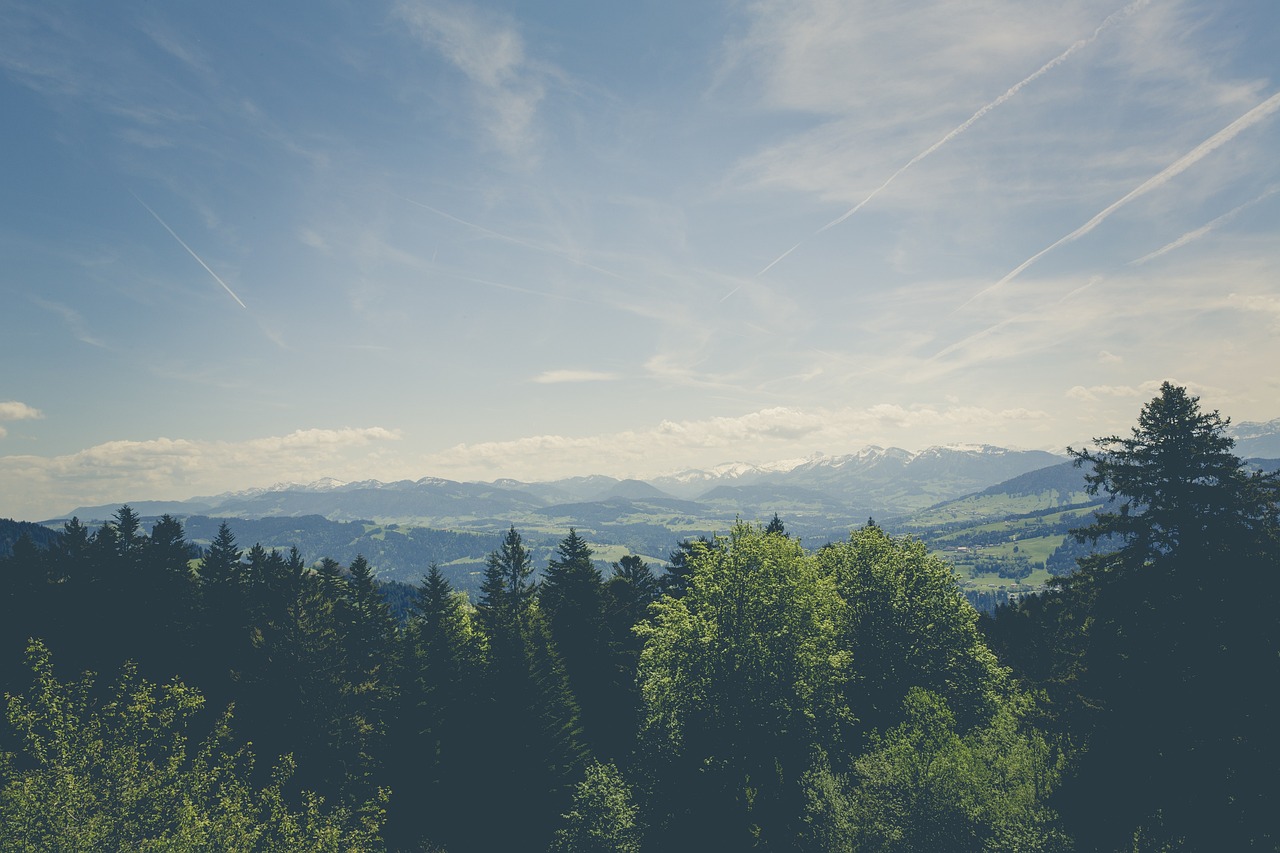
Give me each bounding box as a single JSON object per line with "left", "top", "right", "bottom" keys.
{"left": 2, "top": 0, "right": 1279, "bottom": 522}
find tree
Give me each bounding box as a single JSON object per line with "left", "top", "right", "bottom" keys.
{"left": 1069, "top": 381, "right": 1279, "bottom": 563}
{"left": 469, "top": 528, "right": 587, "bottom": 852}
{"left": 1014, "top": 384, "right": 1280, "bottom": 850}
{"left": 477, "top": 526, "right": 537, "bottom": 633}
{"left": 637, "top": 523, "right": 846, "bottom": 849}
{"left": 334, "top": 555, "right": 398, "bottom": 804}
{"left": 816, "top": 523, "right": 1007, "bottom": 747}
{"left": 0, "top": 641, "right": 385, "bottom": 851}
{"left": 549, "top": 761, "right": 643, "bottom": 853}
{"left": 658, "top": 536, "right": 714, "bottom": 599}
{"left": 384, "top": 565, "right": 480, "bottom": 851}
{"left": 541, "top": 530, "right": 614, "bottom": 755}
{"left": 841, "top": 689, "right": 1068, "bottom": 853}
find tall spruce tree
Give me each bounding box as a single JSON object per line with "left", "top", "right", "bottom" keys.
{"left": 1047, "top": 383, "right": 1280, "bottom": 850}
{"left": 541, "top": 530, "right": 617, "bottom": 756}
{"left": 384, "top": 564, "right": 480, "bottom": 851}
{"left": 469, "top": 527, "right": 587, "bottom": 853}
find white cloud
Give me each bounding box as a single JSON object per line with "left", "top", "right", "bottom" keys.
{"left": 0, "top": 427, "right": 401, "bottom": 520}
{"left": 396, "top": 0, "right": 547, "bottom": 158}
{"left": 420, "top": 403, "right": 1053, "bottom": 482}
{"left": 532, "top": 370, "right": 620, "bottom": 384}
{"left": 0, "top": 401, "right": 42, "bottom": 422}
{"left": 1229, "top": 293, "right": 1280, "bottom": 331}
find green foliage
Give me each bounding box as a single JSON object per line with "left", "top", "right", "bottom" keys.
{"left": 0, "top": 641, "right": 385, "bottom": 852}
{"left": 638, "top": 522, "right": 846, "bottom": 848}
{"left": 477, "top": 525, "right": 537, "bottom": 632}
{"left": 990, "top": 384, "right": 1280, "bottom": 850}
{"left": 817, "top": 524, "right": 1008, "bottom": 743}
{"left": 549, "top": 761, "right": 643, "bottom": 853}
{"left": 1070, "top": 381, "right": 1280, "bottom": 563}
{"left": 841, "top": 689, "right": 1068, "bottom": 853}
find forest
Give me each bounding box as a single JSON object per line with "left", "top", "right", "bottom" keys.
{"left": 0, "top": 383, "right": 1276, "bottom": 852}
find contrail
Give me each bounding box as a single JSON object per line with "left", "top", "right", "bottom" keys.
{"left": 756, "top": 0, "right": 1149, "bottom": 278}
{"left": 1130, "top": 185, "right": 1280, "bottom": 265}
{"left": 130, "top": 192, "right": 248, "bottom": 309}
{"left": 399, "top": 195, "right": 632, "bottom": 282}
{"left": 962, "top": 89, "right": 1280, "bottom": 308}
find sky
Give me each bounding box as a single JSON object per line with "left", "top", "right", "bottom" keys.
{"left": 2, "top": 0, "right": 1280, "bottom": 520}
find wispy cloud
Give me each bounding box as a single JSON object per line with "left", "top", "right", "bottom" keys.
{"left": 756, "top": 0, "right": 1150, "bottom": 276}
{"left": 33, "top": 298, "right": 107, "bottom": 347}
{"left": 965, "top": 89, "right": 1280, "bottom": 306}
{"left": 399, "top": 195, "right": 632, "bottom": 282}
{"left": 532, "top": 370, "right": 620, "bottom": 384}
{"left": 395, "top": 0, "right": 548, "bottom": 159}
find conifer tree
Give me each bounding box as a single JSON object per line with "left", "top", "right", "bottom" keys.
{"left": 1047, "top": 383, "right": 1280, "bottom": 850}
{"left": 384, "top": 564, "right": 479, "bottom": 851}
{"left": 469, "top": 527, "right": 587, "bottom": 852}
{"left": 541, "top": 530, "right": 617, "bottom": 756}
{"left": 477, "top": 525, "right": 537, "bottom": 637}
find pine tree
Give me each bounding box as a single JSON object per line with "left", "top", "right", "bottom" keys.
{"left": 1051, "top": 383, "right": 1280, "bottom": 850}
{"left": 469, "top": 527, "right": 587, "bottom": 852}
{"left": 477, "top": 525, "right": 536, "bottom": 634}
{"left": 540, "top": 530, "right": 616, "bottom": 755}
{"left": 384, "top": 565, "right": 479, "bottom": 850}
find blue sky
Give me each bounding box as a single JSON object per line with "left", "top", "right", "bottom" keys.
{"left": 2, "top": 0, "right": 1279, "bottom": 519}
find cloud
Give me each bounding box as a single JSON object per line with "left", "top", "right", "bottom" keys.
{"left": 967, "top": 89, "right": 1280, "bottom": 304}
{"left": 1066, "top": 384, "right": 1139, "bottom": 402}
{"left": 33, "top": 298, "right": 107, "bottom": 348}
{"left": 0, "top": 401, "right": 43, "bottom": 422}
{"left": 0, "top": 400, "right": 42, "bottom": 439}
{"left": 420, "top": 403, "right": 1053, "bottom": 482}
{"left": 1229, "top": 293, "right": 1280, "bottom": 331}
{"left": 755, "top": 0, "right": 1151, "bottom": 276}
{"left": 0, "top": 427, "right": 402, "bottom": 520}
{"left": 532, "top": 370, "right": 620, "bottom": 384}
{"left": 396, "top": 0, "right": 547, "bottom": 158}
{"left": 1067, "top": 379, "right": 1211, "bottom": 404}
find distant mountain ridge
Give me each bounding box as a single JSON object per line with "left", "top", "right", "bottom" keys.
{"left": 58, "top": 443, "right": 1064, "bottom": 526}
{"left": 1231, "top": 419, "right": 1280, "bottom": 458}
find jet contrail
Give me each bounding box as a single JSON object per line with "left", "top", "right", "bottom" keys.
{"left": 756, "top": 0, "right": 1149, "bottom": 278}
{"left": 1130, "top": 185, "right": 1280, "bottom": 265}
{"left": 130, "top": 192, "right": 248, "bottom": 309}
{"left": 399, "top": 195, "right": 632, "bottom": 282}
{"left": 963, "top": 89, "right": 1280, "bottom": 308}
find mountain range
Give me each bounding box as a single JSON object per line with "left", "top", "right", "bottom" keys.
{"left": 58, "top": 444, "right": 1064, "bottom": 530}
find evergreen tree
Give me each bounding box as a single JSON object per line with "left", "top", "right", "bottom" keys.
{"left": 384, "top": 565, "right": 479, "bottom": 851}
{"left": 336, "top": 555, "right": 398, "bottom": 803}
{"left": 470, "top": 527, "right": 587, "bottom": 852}
{"left": 765, "top": 513, "right": 787, "bottom": 536}
{"left": 541, "top": 530, "right": 616, "bottom": 756}
{"left": 1046, "top": 384, "right": 1280, "bottom": 850}
{"left": 658, "top": 535, "right": 713, "bottom": 599}
{"left": 477, "top": 525, "right": 537, "bottom": 633}
{"left": 1069, "top": 381, "right": 1279, "bottom": 563}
